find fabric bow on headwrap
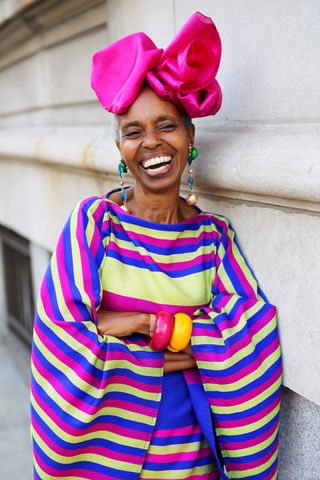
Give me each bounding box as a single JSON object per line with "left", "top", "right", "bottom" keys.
{"left": 91, "top": 12, "right": 222, "bottom": 118}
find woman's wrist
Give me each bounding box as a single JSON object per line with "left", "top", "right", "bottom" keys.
{"left": 135, "top": 313, "right": 155, "bottom": 336}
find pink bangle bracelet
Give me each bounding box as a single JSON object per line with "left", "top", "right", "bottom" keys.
{"left": 149, "top": 311, "right": 174, "bottom": 351}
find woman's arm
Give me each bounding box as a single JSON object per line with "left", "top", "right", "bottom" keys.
{"left": 31, "top": 198, "right": 166, "bottom": 478}
{"left": 96, "top": 309, "right": 197, "bottom": 372}
{"left": 191, "top": 216, "right": 282, "bottom": 479}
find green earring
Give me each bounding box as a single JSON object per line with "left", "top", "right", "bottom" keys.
{"left": 186, "top": 145, "right": 199, "bottom": 206}
{"left": 118, "top": 159, "right": 128, "bottom": 210}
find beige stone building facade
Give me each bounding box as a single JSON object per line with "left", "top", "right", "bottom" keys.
{"left": 0, "top": 0, "right": 319, "bottom": 478}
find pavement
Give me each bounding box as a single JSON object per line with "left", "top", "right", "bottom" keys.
{"left": 0, "top": 332, "right": 33, "bottom": 480}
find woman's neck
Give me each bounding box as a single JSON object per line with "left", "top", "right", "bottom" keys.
{"left": 127, "top": 184, "right": 184, "bottom": 224}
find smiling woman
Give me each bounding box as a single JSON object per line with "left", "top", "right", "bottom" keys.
{"left": 30, "top": 11, "right": 282, "bottom": 480}
{"left": 111, "top": 86, "right": 197, "bottom": 223}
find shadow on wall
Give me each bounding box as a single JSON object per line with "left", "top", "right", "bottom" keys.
{"left": 279, "top": 387, "right": 320, "bottom": 480}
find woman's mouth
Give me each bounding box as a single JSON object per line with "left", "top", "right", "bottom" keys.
{"left": 141, "top": 155, "right": 173, "bottom": 177}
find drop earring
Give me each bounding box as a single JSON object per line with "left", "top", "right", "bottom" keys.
{"left": 118, "top": 159, "right": 128, "bottom": 211}
{"left": 186, "top": 145, "right": 199, "bottom": 206}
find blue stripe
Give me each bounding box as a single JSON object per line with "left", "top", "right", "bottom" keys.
{"left": 223, "top": 251, "right": 253, "bottom": 297}
{"left": 107, "top": 249, "right": 214, "bottom": 277}
{"left": 36, "top": 315, "right": 163, "bottom": 383}
{"left": 150, "top": 432, "right": 203, "bottom": 446}
{"left": 213, "top": 387, "right": 281, "bottom": 421}
{"left": 225, "top": 457, "right": 278, "bottom": 480}
{"left": 32, "top": 406, "right": 145, "bottom": 456}
{"left": 31, "top": 375, "right": 155, "bottom": 433}
{"left": 62, "top": 220, "right": 93, "bottom": 321}
{"left": 225, "top": 432, "right": 278, "bottom": 463}
{"left": 32, "top": 439, "right": 138, "bottom": 479}
{"left": 108, "top": 203, "right": 215, "bottom": 232}
{"left": 109, "top": 226, "right": 219, "bottom": 255}
{"left": 197, "top": 328, "right": 279, "bottom": 378}
{"left": 33, "top": 465, "right": 41, "bottom": 480}
{"left": 206, "top": 357, "right": 282, "bottom": 400}
{"left": 142, "top": 453, "right": 215, "bottom": 471}
{"left": 44, "top": 267, "right": 64, "bottom": 321}
{"left": 33, "top": 342, "right": 160, "bottom": 408}
{"left": 218, "top": 411, "right": 280, "bottom": 443}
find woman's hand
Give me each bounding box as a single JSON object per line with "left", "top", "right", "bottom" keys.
{"left": 163, "top": 344, "right": 196, "bottom": 373}
{"left": 96, "top": 309, "right": 155, "bottom": 337}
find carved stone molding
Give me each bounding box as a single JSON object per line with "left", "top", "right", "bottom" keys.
{"left": 0, "top": 0, "right": 106, "bottom": 67}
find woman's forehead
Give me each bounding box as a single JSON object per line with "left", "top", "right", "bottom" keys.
{"left": 119, "top": 87, "right": 183, "bottom": 125}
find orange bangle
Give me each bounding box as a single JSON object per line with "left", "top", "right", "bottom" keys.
{"left": 167, "top": 312, "right": 192, "bottom": 352}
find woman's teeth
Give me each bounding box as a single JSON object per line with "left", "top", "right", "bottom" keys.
{"left": 142, "top": 156, "right": 172, "bottom": 170}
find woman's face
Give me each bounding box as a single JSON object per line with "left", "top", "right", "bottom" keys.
{"left": 116, "top": 87, "right": 195, "bottom": 194}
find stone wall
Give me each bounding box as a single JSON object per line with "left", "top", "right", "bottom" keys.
{"left": 0, "top": 0, "right": 319, "bottom": 478}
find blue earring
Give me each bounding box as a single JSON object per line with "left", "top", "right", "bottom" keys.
{"left": 118, "top": 159, "right": 128, "bottom": 211}
{"left": 186, "top": 145, "right": 199, "bottom": 206}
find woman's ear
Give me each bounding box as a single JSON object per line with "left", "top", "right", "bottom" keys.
{"left": 188, "top": 123, "right": 195, "bottom": 145}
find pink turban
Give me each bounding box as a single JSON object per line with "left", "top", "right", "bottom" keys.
{"left": 91, "top": 12, "right": 222, "bottom": 118}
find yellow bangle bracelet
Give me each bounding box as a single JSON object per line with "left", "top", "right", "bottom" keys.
{"left": 167, "top": 312, "right": 192, "bottom": 352}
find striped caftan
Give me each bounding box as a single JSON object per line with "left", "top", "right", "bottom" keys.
{"left": 31, "top": 191, "right": 282, "bottom": 479}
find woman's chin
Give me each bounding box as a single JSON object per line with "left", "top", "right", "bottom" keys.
{"left": 137, "top": 163, "right": 180, "bottom": 192}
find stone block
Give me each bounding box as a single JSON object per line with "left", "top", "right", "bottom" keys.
{"left": 175, "top": 0, "right": 320, "bottom": 122}
{"left": 279, "top": 387, "right": 320, "bottom": 479}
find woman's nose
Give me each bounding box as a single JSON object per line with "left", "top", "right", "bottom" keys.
{"left": 142, "top": 128, "right": 162, "bottom": 149}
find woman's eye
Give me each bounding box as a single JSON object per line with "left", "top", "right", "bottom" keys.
{"left": 123, "top": 130, "right": 141, "bottom": 138}
{"left": 160, "top": 124, "right": 177, "bottom": 131}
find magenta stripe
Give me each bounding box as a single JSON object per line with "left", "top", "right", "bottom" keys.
{"left": 56, "top": 234, "right": 85, "bottom": 322}
{"left": 107, "top": 199, "right": 213, "bottom": 227}
{"left": 101, "top": 290, "right": 204, "bottom": 316}
{"left": 192, "top": 326, "right": 221, "bottom": 338}
{"left": 140, "top": 473, "right": 219, "bottom": 480}
{"left": 76, "top": 200, "right": 99, "bottom": 319}
{"left": 33, "top": 447, "right": 119, "bottom": 480}
{"left": 40, "top": 279, "right": 59, "bottom": 322}
{"left": 89, "top": 200, "right": 108, "bottom": 258}
{"left": 194, "top": 311, "right": 278, "bottom": 363}
{"left": 32, "top": 415, "right": 142, "bottom": 464}
{"left": 226, "top": 440, "right": 278, "bottom": 471}
{"left": 108, "top": 240, "right": 213, "bottom": 272}
{"left": 106, "top": 217, "right": 220, "bottom": 248}
{"left": 145, "top": 446, "right": 212, "bottom": 463}
{"left": 200, "top": 337, "right": 280, "bottom": 385}
{"left": 34, "top": 322, "right": 162, "bottom": 393}
{"left": 193, "top": 307, "right": 276, "bottom": 344}
{"left": 33, "top": 354, "right": 101, "bottom": 415}
{"left": 210, "top": 297, "right": 260, "bottom": 331}
{"left": 219, "top": 416, "right": 279, "bottom": 450}
{"left": 151, "top": 424, "right": 201, "bottom": 438}
{"left": 211, "top": 366, "right": 282, "bottom": 408}
{"left": 213, "top": 396, "right": 280, "bottom": 428}
{"left": 227, "top": 244, "right": 256, "bottom": 298}
{"left": 105, "top": 350, "right": 163, "bottom": 368}
{"left": 31, "top": 383, "right": 151, "bottom": 441}
{"left": 41, "top": 311, "right": 161, "bottom": 367}
{"left": 89, "top": 221, "right": 104, "bottom": 259}
{"left": 100, "top": 398, "right": 156, "bottom": 417}
{"left": 34, "top": 352, "right": 157, "bottom": 416}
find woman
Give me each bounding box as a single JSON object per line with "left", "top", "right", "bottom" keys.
{"left": 31, "top": 12, "right": 282, "bottom": 480}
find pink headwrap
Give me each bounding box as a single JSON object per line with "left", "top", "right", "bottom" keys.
{"left": 91, "top": 12, "right": 222, "bottom": 118}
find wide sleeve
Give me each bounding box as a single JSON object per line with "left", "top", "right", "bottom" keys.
{"left": 191, "top": 216, "right": 282, "bottom": 480}
{"left": 31, "top": 197, "right": 163, "bottom": 480}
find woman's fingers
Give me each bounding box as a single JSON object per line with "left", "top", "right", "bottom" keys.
{"left": 181, "top": 343, "right": 194, "bottom": 357}
{"left": 163, "top": 357, "right": 197, "bottom": 373}
{"left": 164, "top": 350, "right": 191, "bottom": 361}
